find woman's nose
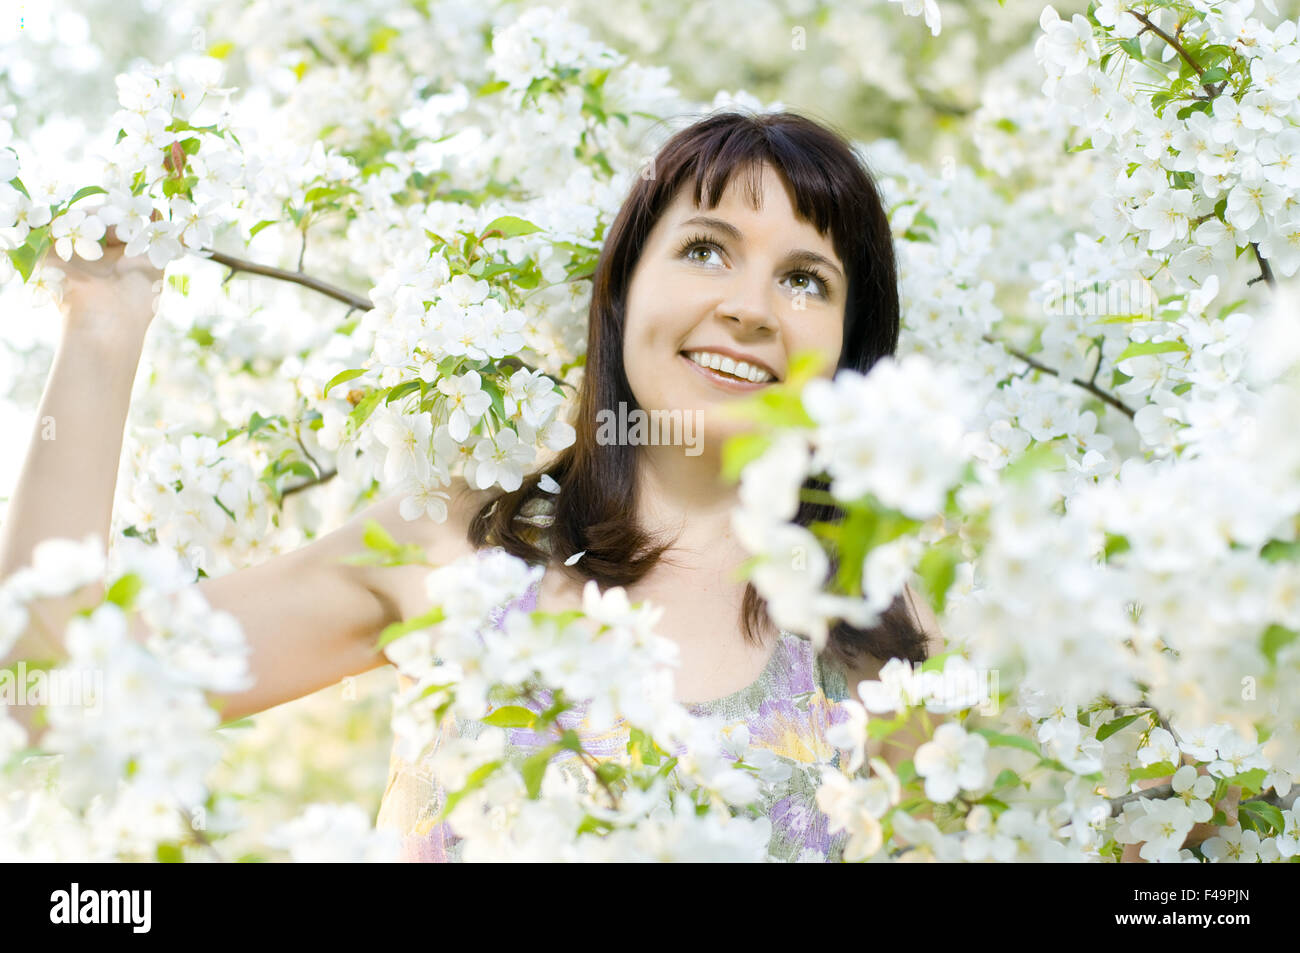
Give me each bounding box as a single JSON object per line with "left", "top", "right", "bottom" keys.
{"left": 717, "top": 272, "right": 776, "bottom": 333}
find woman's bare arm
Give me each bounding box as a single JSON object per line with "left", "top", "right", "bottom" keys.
{"left": 187, "top": 479, "right": 496, "bottom": 725}
{"left": 0, "top": 233, "right": 159, "bottom": 675}
{"left": 0, "top": 232, "right": 497, "bottom": 742}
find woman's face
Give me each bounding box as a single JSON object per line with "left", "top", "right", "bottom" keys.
{"left": 621, "top": 161, "right": 847, "bottom": 458}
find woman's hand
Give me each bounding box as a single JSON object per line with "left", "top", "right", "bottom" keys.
{"left": 45, "top": 219, "right": 166, "bottom": 347}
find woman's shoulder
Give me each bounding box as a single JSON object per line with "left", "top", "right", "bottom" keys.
{"left": 365, "top": 474, "right": 505, "bottom": 566}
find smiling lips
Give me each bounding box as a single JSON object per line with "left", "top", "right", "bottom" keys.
{"left": 679, "top": 349, "right": 779, "bottom": 391}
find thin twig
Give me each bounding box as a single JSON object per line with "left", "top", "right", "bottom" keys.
{"left": 1128, "top": 11, "right": 1222, "bottom": 98}
{"left": 205, "top": 248, "right": 371, "bottom": 310}
{"left": 293, "top": 432, "right": 323, "bottom": 477}
{"left": 282, "top": 468, "right": 338, "bottom": 498}
{"left": 1250, "top": 243, "right": 1277, "bottom": 289}
{"left": 982, "top": 333, "right": 1136, "bottom": 419}
{"left": 1110, "top": 781, "right": 1298, "bottom": 817}
{"left": 200, "top": 248, "right": 571, "bottom": 387}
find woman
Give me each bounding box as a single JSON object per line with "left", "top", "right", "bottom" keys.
{"left": 0, "top": 109, "right": 943, "bottom": 862}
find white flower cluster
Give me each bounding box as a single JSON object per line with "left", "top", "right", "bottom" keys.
{"left": 381, "top": 548, "right": 775, "bottom": 861}
{"left": 266, "top": 803, "right": 400, "bottom": 862}
{"left": 485, "top": 6, "right": 626, "bottom": 97}
{"left": 732, "top": 353, "right": 979, "bottom": 649}
{"left": 1038, "top": 2, "right": 1300, "bottom": 277}
{"left": 0, "top": 534, "right": 252, "bottom": 861}
{"left": 6, "top": 0, "right": 1300, "bottom": 862}
{"left": 354, "top": 249, "right": 575, "bottom": 508}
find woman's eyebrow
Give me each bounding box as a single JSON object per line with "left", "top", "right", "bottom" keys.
{"left": 678, "top": 214, "right": 843, "bottom": 282}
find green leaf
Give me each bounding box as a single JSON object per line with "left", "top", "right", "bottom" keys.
{"left": 347, "top": 389, "right": 383, "bottom": 431}
{"left": 990, "top": 768, "right": 1021, "bottom": 791}
{"left": 1260, "top": 623, "right": 1299, "bottom": 667}
{"left": 628, "top": 725, "right": 660, "bottom": 766}
{"left": 1260, "top": 538, "right": 1300, "bottom": 563}
{"left": 323, "top": 364, "right": 369, "bottom": 395}
{"left": 1226, "top": 767, "right": 1266, "bottom": 796}
{"left": 249, "top": 219, "right": 278, "bottom": 239}
{"left": 970, "top": 728, "right": 1041, "bottom": 757}
{"left": 162, "top": 174, "right": 198, "bottom": 198}
{"left": 1201, "top": 66, "right": 1229, "bottom": 85}
{"left": 439, "top": 759, "right": 503, "bottom": 819}
{"left": 375, "top": 605, "right": 446, "bottom": 651}
{"left": 479, "top": 375, "right": 507, "bottom": 423}
{"left": 1238, "top": 800, "right": 1284, "bottom": 836}
{"left": 305, "top": 184, "right": 348, "bottom": 205}
{"left": 6, "top": 244, "right": 37, "bottom": 282}
{"left": 521, "top": 745, "right": 558, "bottom": 799}
{"left": 477, "top": 79, "right": 510, "bottom": 96}
{"left": 481, "top": 705, "right": 537, "bottom": 728}
{"left": 385, "top": 379, "right": 422, "bottom": 406}
{"left": 720, "top": 433, "right": 772, "bottom": 483}
{"left": 1095, "top": 711, "right": 1143, "bottom": 741}
{"left": 156, "top": 843, "right": 185, "bottom": 863}
{"left": 1114, "top": 339, "right": 1188, "bottom": 363}
{"left": 1003, "top": 442, "right": 1066, "bottom": 484}
{"left": 363, "top": 519, "right": 399, "bottom": 553}
{"left": 105, "top": 572, "right": 143, "bottom": 610}
{"left": 247, "top": 411, "right": 285, "bottom": 438}
{"left": 481, "top": 215, "right": 543, "bottom": 240}
{"left": 1128, "top": 760, "right": 1178, "bottom": 782}
{"left": 916, "top": 539, "right": 960, "bottom": 615}
{"left": 66, "top": 185, "right": 108, "bottom": 207}
{"left": 895, "top": 759, "right": 916, "bottom": 785}
{"left": 1103, "top": 532, "right": 1131, "bottom": 561}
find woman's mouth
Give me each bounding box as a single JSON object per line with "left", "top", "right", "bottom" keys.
{"left": 678, "top": 351, "right": 777, "bottom": 392}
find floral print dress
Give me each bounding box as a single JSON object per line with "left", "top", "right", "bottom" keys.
{"left": 376, "top": 556, "right": 868, "bottom": 863}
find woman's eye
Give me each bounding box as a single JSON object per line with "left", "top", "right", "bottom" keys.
{"left": 786, "top": 273, "right": 826, "bottom": 297}
{"left": 681, "top": 240, "right": 829, "bottom": 298}
{"left": 685, "top": 243, "right": 721, "bottom": 265}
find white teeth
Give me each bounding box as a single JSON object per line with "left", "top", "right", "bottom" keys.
{"left": 685, "top": 351, "right": 774, "bottom": 383}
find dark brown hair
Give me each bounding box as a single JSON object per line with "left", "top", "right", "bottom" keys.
{"left": 468, "top": 108, "right": 930, "bottom": 672}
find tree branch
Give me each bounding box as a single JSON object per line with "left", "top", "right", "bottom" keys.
{"left": 1109, "top": 780, "right": 1297, "bottom": 817}
{"left": 1128, "top": 11, "right": 1225, "bottom": 99}
{"left": 982, "top": 333, "right": 1136, "bottom": 419}
{"left": 1250, "top": 242, "right": 1277, "bottom": 289}
{"left": 200, "top": 247, "right": 572, "bottom": 388}
{"left": 282, "top": 468, "right": 337, "bottom": 498}
{"left": 203, "top": 247, "right": 372, "bottom": 310}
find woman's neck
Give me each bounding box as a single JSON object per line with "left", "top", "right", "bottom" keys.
{"left": 633, "top": 443, "right": 748, "bottom": 570}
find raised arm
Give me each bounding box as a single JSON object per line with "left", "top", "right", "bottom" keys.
{"left": 0, "top": 230, "right": 496, "bottom": 742}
